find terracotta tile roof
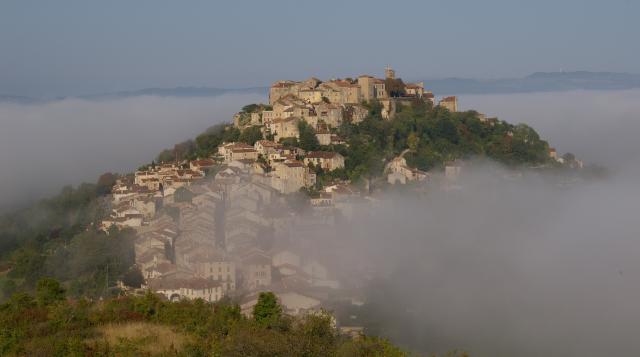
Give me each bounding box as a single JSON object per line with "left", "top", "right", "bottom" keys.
{"left": 284, "top": 161, "right": 305, "bottom": 168}
{"left": 191, "top": 159, "right": 215, "bottom": 167}
{"left": 149, "top": 277, "right": 222, "bottom": 290}
{"left": 306, "top": 151, "right": 340, "bottom": 159}
{"left": 230, "top": 147, "right": 258, "bottom": 153}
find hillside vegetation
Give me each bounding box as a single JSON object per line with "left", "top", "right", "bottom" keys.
{"left": 0, "top": 281, "right": 407, "bottom": 356}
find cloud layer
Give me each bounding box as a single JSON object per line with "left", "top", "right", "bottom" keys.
{"left": 0, "top": 93, "right": 265, "bottom": 211}
{"left": 338, "top": 164, "right": 640, "bottom": 356}
{"left": 329, "top": 90, "right": 640, "bottom": 355}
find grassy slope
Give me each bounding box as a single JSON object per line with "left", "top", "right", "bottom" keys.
{"left": 90, "top": 322, "right": 190, "bottom": 355}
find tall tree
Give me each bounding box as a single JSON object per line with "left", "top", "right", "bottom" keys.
{"left": 298, "top": 121, "right": 320, "bottom": 151}
{"left": 253, "top": 292, "right": 282, "bottom": 327}
{"left": 96, "top": 172, "right": 117, "bottom": 196}
{"left": 239, "top": 126, "right": 264, "bottom": 145}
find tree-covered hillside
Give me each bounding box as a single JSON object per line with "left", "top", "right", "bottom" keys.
{"left": 337, "top": 99, "right": 550, "bottom": 178}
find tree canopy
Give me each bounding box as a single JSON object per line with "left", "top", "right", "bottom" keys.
{"left": 253, "top": 291, "right": 282, "bottom": 327}
{"left": 238, "top": 125, "right": 264, "bottom": 145}
{"left": 297, "top": 120, "right": 320, "bottom": 151}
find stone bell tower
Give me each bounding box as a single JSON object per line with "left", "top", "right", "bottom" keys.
{"left": 385, "top": 65, "right": 395, "bottom": 79}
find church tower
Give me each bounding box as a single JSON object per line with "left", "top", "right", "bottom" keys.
{"left": 385, "top": 65, "right": 395, "bottom": 79}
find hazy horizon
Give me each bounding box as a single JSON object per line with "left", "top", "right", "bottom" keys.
{"left": 2, "top": 0, "right": 639, "bottom": 97}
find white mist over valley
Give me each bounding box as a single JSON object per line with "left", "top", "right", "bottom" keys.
{"left": 0, "top": 94, "right": 265, "bottom": 211}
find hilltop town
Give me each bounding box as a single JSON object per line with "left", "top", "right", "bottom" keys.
{"left": 94, "top": 67, "right": 584, "bottom": 329}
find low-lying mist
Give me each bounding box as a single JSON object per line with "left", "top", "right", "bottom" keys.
{"left": 337, "top": 163, "right": 640, "bottom": 356}
{"left": 331, "top": 90, "right": 640, "bottom": 355}
{"left": 0, "top": 93, "right": 265, "bottom": 211}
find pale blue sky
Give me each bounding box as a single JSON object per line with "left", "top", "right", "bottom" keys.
{"left": 1, "top": 0, "right": 638, "bottom": 97}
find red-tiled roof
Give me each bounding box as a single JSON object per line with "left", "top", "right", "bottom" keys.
{"left": 306, "top": 151, "right": 340, "bottom": 159}
{"left": 191, "top": 159, "right": 215, "bottom": 167}
{"left": 149, "top": 277, "right": 222, "bottom": 290}
{"left": 284, "top": 161, "right": 305, "bottom": 168}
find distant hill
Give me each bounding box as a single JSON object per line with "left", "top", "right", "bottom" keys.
{"left": 3, "top": 71, "right": 640, "bottom": 103}
{"left": 0, "top": 94, "right": 40, "bottom": 104}
{"left": 422, "top": 71, "right": 640, "bottom": 95}
{"left": 0, "top": 87, "right": 268, "bottom": 104}
{"left": 81, "top": 86, "right": 268, "bottom": 100}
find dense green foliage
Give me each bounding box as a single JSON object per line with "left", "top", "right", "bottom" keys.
{"left": 385, "top": 78, "right": 406, "bottom": 97}
{"left": 35, "top": 277, "right": 66, "bottom": 306}
{"left": 334, "top": 100, "right": 551, "bottom": 183}
{"left": 239, "top": 125, "right": 265, "bottom": 146}
{"left": 253, "top": 292, "right": 282, "bottom": 327}
{"left": 242, "top": 103, "right": 272, "bottom": 114}
{"left": 0, "top": 283, "right": 407, "bottom": 356}
{"left": 0, "top": 178, "right": 138, "bottom": 302}
{"left": 297, "top": 121, "right": 320, "bottom": 151}
{"left": 155, "top": 124, "right": 243, "bottom": 163}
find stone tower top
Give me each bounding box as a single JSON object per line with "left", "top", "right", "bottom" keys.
{"left": 385, "top": 65, "right": 395, "bottom": 80}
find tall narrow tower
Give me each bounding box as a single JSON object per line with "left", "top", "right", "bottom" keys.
{"left": 385, "top": 65, "right": 395, "bottom": 79}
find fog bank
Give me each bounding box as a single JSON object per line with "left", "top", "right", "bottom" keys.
{"left": 335, "top": 90, "right": 640, "bottom": 355}
{"left": 340, "top": 164, "right": 640, "bottom": 356}
{"left": 0, "top": 94, "right": 265, "bottom": 211}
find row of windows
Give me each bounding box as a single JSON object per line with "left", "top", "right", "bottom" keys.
{"left": 209, "top": 265, "right": 232, "bottom": 273}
